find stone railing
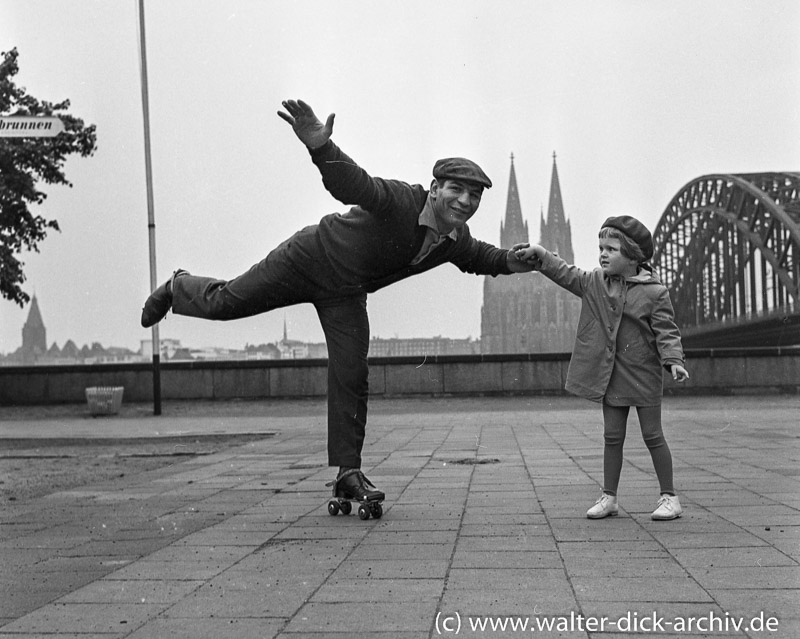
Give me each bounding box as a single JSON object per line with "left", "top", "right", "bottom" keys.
{"left": 1, "top": 347, "right": 798, "bottom": 405}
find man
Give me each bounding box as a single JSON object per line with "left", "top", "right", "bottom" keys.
{"left": 142, "top": 99, "right": 533, "bottom": 505}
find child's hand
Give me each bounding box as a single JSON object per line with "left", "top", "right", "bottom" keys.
{"left": 671, "top": 365, "right": 689, "bottom": 382}
{"left": 514, "top": 243, "right": 545, "bottom": 265}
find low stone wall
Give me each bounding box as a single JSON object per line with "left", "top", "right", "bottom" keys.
{"left": 1, "top": 348, "right": 798, "bottom": 405}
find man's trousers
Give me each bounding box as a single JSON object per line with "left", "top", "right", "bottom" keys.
{"left": 170, "top": 233, "right": 370, "bottom": 468}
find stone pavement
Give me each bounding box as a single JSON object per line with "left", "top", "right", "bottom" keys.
{"left": 1, "top": 394, "right": 798, "bottom": 638}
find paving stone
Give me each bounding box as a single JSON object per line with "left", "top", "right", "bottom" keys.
{"left": 651, "top": 531, "right": 772, "bottom": 548}
{"left": 0, "top": 602, "right": 169, "bottom": 634}
{"left": 163, "top": 583, "right": 313, "bottom": 618}
{"left": 363, "top": 530, "right": 458, "bottom": 545}
{"left": 351, "top": 542, "right": 452, "bottom": 561}
{"left": 102, "top": 559, "right": 232, "bottom": 581}
{"left": 439, "top": 587, "right": 578, "bottom": 614}
{"left": 270, "top": 633, "right": 419, "bottom": 639}
{"left": 57, "top": 578, "right": 204, "bottom": 604}
{"left": 332, "top": 559, "right": 450, "bottom": 580}
{"left": 689, "top": 566, "right": 800, "bottom": 590}
{"left": 557, "top": 540, "right": 668, "bottom": 557}
{"left": 310, "top": 578, "right": 443, "bottom": 603}
{"left": 562, "top": 556, "right": 689, "bottom": 578}
{"left": 451, "top": 549, "right": 562, "bottom": 569}
{"left": 669, "top": 546, "right": 797, "bottom": 567}
{"left": 283, "top": 601, "right": 437, "bottom": 633}
{"left": 455, "top": 534, "right": 558, "bottom": 552}
{"left": 572, "top": 576, "right": 714, "bottom": 603}
{"left": 711, "top": 588, "right": 800, "bottom": 620}
{"left": 124, "top": 617, "right": 286, "bottom": 639}
{"left": 446, "top": 568, "right": 569, "bottom": 590}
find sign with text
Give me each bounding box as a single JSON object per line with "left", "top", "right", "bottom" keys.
{"left": 0, "top": 116, "right": 65, "bottom": 137}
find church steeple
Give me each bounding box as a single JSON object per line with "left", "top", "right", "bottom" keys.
{"left": 539, "top": 152, "right": 574, "bottom": 263}
{"left": 499, "top": 153, "right": 529, "bottom": 248}
{"left": 22, "top": 294, "right": 47, "bottom": 361}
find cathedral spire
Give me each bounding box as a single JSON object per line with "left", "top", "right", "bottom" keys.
{"left": 481, "top": 151, "right": 581, "bottom": 355}
{"left": 499, "top": 152, "right": 528, "bottom": 248}
{"left": 540, "top": 151, "right": 574, "bottom": 263}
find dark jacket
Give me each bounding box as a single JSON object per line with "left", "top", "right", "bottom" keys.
{"left": 537, "top": 251, "right": 685, "bottom": 405}
{"left": 301, "top": 140, "right": 512, "bottom": 293}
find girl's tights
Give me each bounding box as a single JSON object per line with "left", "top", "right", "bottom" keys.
{"left": 601, "top": 403, "right": 674, "bottom": 496}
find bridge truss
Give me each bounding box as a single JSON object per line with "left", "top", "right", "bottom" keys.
{"left": 651, "top": 172, "right": 800, "bottom": 347}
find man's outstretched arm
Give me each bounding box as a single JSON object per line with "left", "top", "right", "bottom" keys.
{"left": 277, "top": 99, "right": 335, "bottom": 149}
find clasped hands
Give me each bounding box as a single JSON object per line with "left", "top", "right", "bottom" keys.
{"left": 512, "top": 242, "right": 546, "bottom": 270}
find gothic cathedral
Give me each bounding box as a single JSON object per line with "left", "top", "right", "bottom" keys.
{"left": 480, "top": 153, "right": 580, "bottom": 354}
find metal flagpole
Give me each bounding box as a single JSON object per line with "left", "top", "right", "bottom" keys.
{"left": 137, "top": 0, "right": 161, "bottom": 415}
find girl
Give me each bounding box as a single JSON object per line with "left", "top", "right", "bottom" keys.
{"left": 515, "top": 216, "right": 689, "bottom": 520}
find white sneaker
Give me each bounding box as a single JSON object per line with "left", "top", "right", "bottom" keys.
{"left": 586, "top": 494, "right": 618, "bottom": 519}
{"left": 652, "top": 494, "right": 682, "bottom": 520}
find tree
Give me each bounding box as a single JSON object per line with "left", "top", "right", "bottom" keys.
{"left": 0, "top": 47, "right": 98, "bottom": 306}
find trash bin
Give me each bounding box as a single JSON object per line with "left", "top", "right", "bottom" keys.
{"left": 85, "top": 386, "right": 124, "bottom": 416}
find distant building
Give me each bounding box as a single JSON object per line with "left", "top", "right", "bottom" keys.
{"left": 277, "top": 318, "right": 328, "bottom": 359}
{"left": 244, "top": 343, "right": 282, "bottom": 360}
{"left": 1, "top": 295, "right": 139, "bottom": 366}
{"left": 480, "top": 153, "right": 580, "bottom": 353}
{"left": 368, "top": 335, "right": 479, "bottom": 358}
{"left": 20, "top": 294, "right": 47, "bottom": 364}
{"left": 140, "top": 338, "right": 183, "bottom": 360}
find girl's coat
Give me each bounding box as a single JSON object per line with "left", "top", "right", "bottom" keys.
{"left": 537, "top": 251, "right": 685, "bottom": 406}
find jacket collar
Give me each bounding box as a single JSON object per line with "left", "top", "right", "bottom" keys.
{"left": 627, "top": 264, "right": 660, "bottom": 284}
{"left": 418, "top": 196, "right": 459, "bottom": 241}
{"left": 605, "top": 264, "right": 661, "bottom": 285}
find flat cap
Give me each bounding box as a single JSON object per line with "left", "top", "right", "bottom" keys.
{"left": 433, "top": 157, "right": 492, "bottom": 189}
{"left": 602, "top": 215, "right": 654, "bottom": 261}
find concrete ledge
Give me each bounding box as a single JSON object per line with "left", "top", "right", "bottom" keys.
{"left": 1, "top": 347, "right": 798, "bottom": 405}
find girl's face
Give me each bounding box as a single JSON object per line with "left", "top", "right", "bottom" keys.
{"left": 599, "top": 237, "right": 638, "bottom": 277}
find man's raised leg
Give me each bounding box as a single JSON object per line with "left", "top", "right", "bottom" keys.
{"left": 140, "top": 244, "right": 312, "bottom": 326}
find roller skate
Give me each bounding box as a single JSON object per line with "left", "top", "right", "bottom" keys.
{"left": 326, "top": 469, "right": 385, "bottom": 520}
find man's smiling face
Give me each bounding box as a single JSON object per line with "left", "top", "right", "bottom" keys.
{"left": 430, "top": 179, "right": 483, "bottom": 233}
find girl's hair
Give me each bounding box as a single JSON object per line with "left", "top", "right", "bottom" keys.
{"left": 599, "top": 226, "right": 646, "bottom": 263}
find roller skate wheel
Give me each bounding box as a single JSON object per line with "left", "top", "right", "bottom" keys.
{"left": 358, "top": 504, "right": 370, "bottom": 520}
{"left": 370, "top": 502, "right": 383, "bottom": 519}
{"left": 327, "top": 500, "right": 340, "bottom": 516}
{"left": 339, "top": 500, "right": 352, "bottom": 515}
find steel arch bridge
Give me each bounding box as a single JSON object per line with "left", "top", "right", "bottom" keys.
{"left": 651, "top": 172, "right": 800, "bottom": 348}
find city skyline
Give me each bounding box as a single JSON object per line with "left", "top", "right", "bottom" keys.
{"left": 2, "top": 1, "right": 798, "bottom": 354}
{"left": 1, "top": 292, "right": 481, "bottom": 361}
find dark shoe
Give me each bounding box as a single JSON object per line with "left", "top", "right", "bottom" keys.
{"left": 333, "top": 469, "right": 385, "bottom": 502}
{"left": 141, "top": 270, "right": 185, "bottom": 328}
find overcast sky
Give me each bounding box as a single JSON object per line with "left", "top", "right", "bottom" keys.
{"left": 2, "top": 0, "right": 799, "bottom": 354}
